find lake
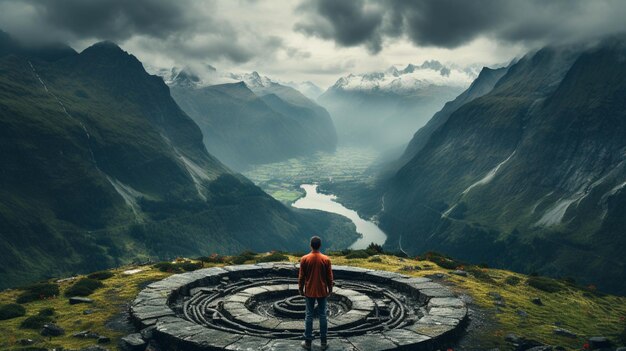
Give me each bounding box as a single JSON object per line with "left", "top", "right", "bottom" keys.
{"left": 292, "top": 184, "right": 387, "bottom": 249}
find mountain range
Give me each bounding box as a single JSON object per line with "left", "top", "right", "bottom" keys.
{"left": 380, "top": 39, "right": 626, "bottom": 294}
{"left": 0, "top": 32, "right": 353, "bottom": 289}
{"left": 317, "top": 61, "right": 477, "bottom": 149}
{"left": 164, "top": 69, "right": 337, "bottom": 170}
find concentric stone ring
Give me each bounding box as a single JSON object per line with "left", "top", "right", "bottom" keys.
{"left": 130, "top": 263, "right": 468, "bottom": 350}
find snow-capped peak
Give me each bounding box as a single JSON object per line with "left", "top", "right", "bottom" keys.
{"left": 332, "top": 60, "right": 477, "bottom": 94}
{"left": 229, "top": 71, "right": 275, "bottom": 89}
{"left": 385, "top": 66, "right": 401, "bottom": 77}
{"left": 149, "top": 65, "right": 321, "bottom": 99}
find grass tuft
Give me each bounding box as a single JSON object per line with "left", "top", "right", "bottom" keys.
{"left": 419, "top": 251, "right": 464, "bottom": 270}
{"left": 0, "top": 303, "right": 26, "bottom": 320}
{"left": 256, "top": 252, "right": 289, "bottom": 263}
{"left": 64, "top": 278, "right": 104, "bottom": 297}
{"left": 20, "top": 314, "right": 53, "bottom": 329}
{"left": 231, "top": 250, "right": 257, "bottom": 264}
{"left": 504, "top": 275, "right": 522, "bottom": 286}
{"left": 16, "top": 283, "right": 60, "bottom": 304}
{"left": 87, "top": 271, "right": 114, "bottom": 280}
{"left": 527, "top": 276, "right": 563, "bottom": 293}
{"left": 198, "top": 254, "right": 226, "bottom": 264}
{"left": 345, "top": 250, "right": 371, "bottom": 259}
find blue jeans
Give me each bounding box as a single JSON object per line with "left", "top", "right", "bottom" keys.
{"left": 304, "top": 297, "right": 327, "bottom": 340}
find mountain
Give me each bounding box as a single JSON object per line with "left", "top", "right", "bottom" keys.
{"left": 380, "top": 39, "right": 626, "bottom": 294}
{"left": 168, "top": 70, "right": 337, "bottom": 170}
{"left": 397, "top": 66, "right": 509, "bottom": 167}
{"left": 0, "top": 37, "right": 353, "bottom": 289}
{"left": 283, "top": 80, "right": 323, "bottom": 100}
{"left": 318, "top": 61, "right": 476, "bottom": 149}
{"left": 0, "top": 30, "right": 77, "bottom": 62}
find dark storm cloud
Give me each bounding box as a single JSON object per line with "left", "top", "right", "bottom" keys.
{"left": 0, "top": 0, "right": 196, "bottom": 41}
{"left": 295, "top": 0, "right": 384, "bottom": 53}
{"left": 32, "top": 0, "right": 191, "bottom": 40}
{"left": 0, "top": 0, "right": 282, "bottom": 63}
{"left": 295, "top": 0, "right": 626, "bottom": 52}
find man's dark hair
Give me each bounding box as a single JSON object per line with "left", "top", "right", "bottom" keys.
{"left": 310, "top": 236, "right": 322, "bottom": 250}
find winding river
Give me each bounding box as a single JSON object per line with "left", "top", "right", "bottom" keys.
{"left": 292, "top": 184, "right": 387, "bottom": 249}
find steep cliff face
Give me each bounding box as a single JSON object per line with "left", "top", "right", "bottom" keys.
{"left": 398, "top": 66, "right": 509, "bottom": 166}
{"left": 382, "top": 40, "right": 626, "bottom": 293}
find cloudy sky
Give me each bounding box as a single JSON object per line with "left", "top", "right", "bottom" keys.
{"left": 1, "top": 0, "right": 626, "bottom": 87}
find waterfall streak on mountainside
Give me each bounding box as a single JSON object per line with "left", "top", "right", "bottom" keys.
{"left": 28, "top": 60, "right": 100, "bottom": 170}
{"left": 441, "top": 204, "right": 457, "bottom": 218}
{"left": 462, "top": 151, "right": 516, "bottom": 195}
{"left": 530, "top": 191, "right": 555, "bottom": 214}
{"left": 177, "top": 153, "right": 211, "bottom": 200}
{"left": 28, "top": 59, "right": 147, "bottom": 221}
{"left": 106, "top": 176, "right": 144, "bottom": 221}
{"left": 602, "top": 180, "right": 626, "bottom": 202}
{"left": 535, "top": 195, "right": 583, "bottom": 227}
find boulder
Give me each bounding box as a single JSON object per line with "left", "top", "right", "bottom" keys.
{"left": 80, "top": 347, "right": 110, "bottom": 351}
{"left": 451, "top": 270, "right": 468, "bottom": 277}
{"left": 40, "top": 323, "right": 65, "bottom": 337}
{"left": 119, "top": 333, "right": 147, "bottom": 351}
{"left": 504, "top": 333, "right": 543, "bottom": 350}
{"left": 505, "top": 333, "right": 521, "bottom": 343}
{"left": 18, "top": 339, "right": 35, "bottom": 345}
{"left": 72, "top": 330, "right": 85, "bottom": 337}
{"left": 553, "top": 328, "right": 577, "bottom": 338}
{"left": 70, "top": 296, "right": 94, "bottom": 305}
{"left": 488, "top": 292, "right": 504, "bottom": 300}
{"left": 140, "top": 325, "right": 156, "bottom": 340}
{"left": 494, "top": 300, "right": 506, "bottom": 307}
{"left": 425, "top": 273, "right": 445, "bottom": 279}
{"left": 587, "top": 336, "right": 611, "bottom": 349}
{"left": 98, "top": 336, "right": 111, "bottom": 344}
{"left": 516, "top": 310, "right": 529, "bottom": 317}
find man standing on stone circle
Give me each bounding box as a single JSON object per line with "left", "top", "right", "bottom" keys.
{"left": 299, "top": 236, "right": 333, "bottom": 350}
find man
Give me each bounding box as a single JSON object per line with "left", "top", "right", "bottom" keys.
{"left": 299, "top": 236, "right": 333, "bottom": 350}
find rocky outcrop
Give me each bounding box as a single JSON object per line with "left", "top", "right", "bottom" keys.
{"left": 128, "top": 263, "right": 468, "bottom": 350}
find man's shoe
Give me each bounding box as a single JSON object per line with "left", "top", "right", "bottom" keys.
{"left": 321, "top": 338, "right": 328, "bottom": 350}
{"left": 301, "top": 340, "right": 312, "bottom": 350}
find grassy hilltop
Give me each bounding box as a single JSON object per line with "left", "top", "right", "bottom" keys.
{"left": 1, "top": 251, "right": 625, "bottom": 350}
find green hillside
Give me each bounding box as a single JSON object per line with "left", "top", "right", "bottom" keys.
{"left": 0, "top": 36, "right": 357, "bottom": 289}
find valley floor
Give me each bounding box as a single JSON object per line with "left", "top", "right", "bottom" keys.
{"left": 243, "top": 146, "right": 381, "bottom": 204}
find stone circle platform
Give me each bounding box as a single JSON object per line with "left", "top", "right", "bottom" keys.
{"left": 129, "top": 263, "right": 467, "bottom": 350}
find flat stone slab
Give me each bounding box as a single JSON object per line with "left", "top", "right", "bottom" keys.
{"left": 69, "top": 297, "right": 94, "bottom": 305}
{"left": 347, "top": 334, "right": 400, "bottom": 350}
{"left": 428, "top": 297, "right": 466, "bottom": 309}
{"left": 129, "top": 265, "right": 467, "bottom": 350}
{"left": 383, "top": 329, "right": 432, "bottom": 348}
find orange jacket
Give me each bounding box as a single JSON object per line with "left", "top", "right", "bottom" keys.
{"left": 298, "top": 251, "right": 333, "bottom": 298}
